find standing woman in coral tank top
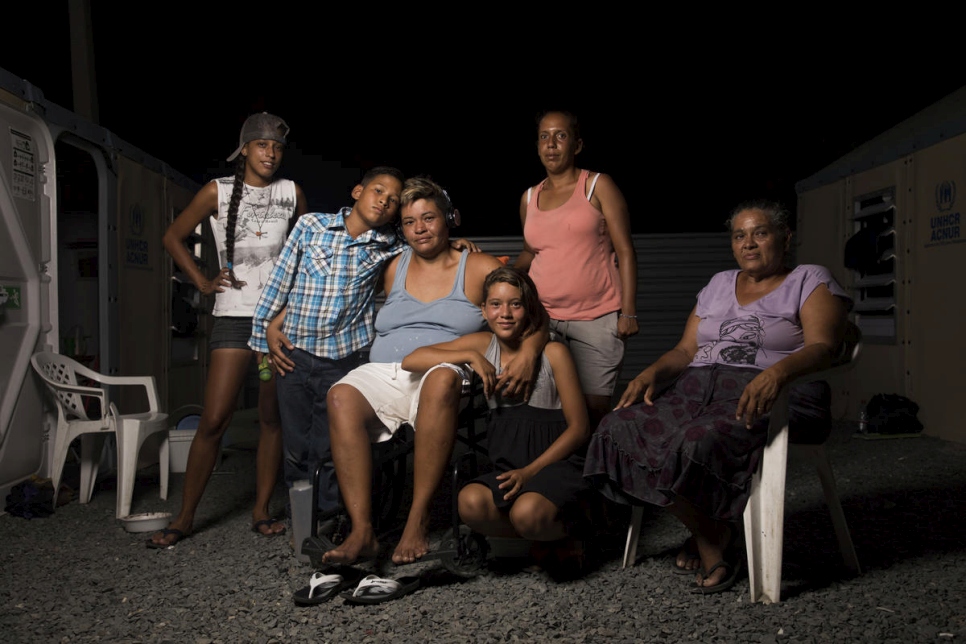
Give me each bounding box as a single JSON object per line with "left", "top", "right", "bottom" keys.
{"left": 514, "top": 110, "right": 638, "bottom": 430}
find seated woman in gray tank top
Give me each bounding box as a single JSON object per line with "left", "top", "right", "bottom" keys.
{"left": 321, "top": 177, "right": 547, "bottom": 566}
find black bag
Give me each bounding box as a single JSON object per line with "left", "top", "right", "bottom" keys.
{"left": 865, "top": 394, "right": 924, "bottom": 435}
{"left": 4, "top": 479, "right": 55, "bottom": 518}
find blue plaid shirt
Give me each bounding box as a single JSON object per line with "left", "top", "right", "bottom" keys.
{"left": 249, "top": 208, "right": 404, "bottom": 358}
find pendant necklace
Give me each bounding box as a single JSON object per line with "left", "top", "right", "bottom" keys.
{"left": 244, "top": 186, "right": 271, "bottom": 238}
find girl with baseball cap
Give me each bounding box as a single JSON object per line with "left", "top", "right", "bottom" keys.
{"left": 149, "top": 113, "right": 306, "bottom": 547}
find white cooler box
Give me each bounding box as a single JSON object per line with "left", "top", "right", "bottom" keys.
{"left": 169, "top": 412, "right": 222, "bottom": 473}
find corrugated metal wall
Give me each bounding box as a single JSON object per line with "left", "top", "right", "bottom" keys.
{"left": 466, "top": 233, "right": 736, "bottom": 388}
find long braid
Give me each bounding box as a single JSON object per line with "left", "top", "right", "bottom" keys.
{"left": 224, "top": 157, "right": 247, "bottom": 288}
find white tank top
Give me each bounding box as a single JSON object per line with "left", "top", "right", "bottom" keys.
{"left": 209, "top": 177, "right": 297, "bottom": 317}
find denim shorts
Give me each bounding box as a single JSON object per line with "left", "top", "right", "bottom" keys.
{"left": 209, "top": 316, "right": 255, "bottom": 351}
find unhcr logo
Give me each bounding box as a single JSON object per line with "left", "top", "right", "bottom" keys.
{"left": 928, "top": 180, "right": 962, "bottom": 246}
{"left": 130, "top": 204, "right": 145, "bottom": 236}
{"left": 935, "top": 180, "right": 956, "bottom": 212}
{"left": 125, "top": 204, "right": 150, "bottom": 267}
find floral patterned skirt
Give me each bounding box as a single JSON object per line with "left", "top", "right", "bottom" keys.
{"left": 583, "top": 365, "right": 829, "bottom": 521}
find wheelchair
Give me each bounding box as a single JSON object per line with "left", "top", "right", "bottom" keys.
{"left": 300, "top": 379, "right": 491, "bottom": 577}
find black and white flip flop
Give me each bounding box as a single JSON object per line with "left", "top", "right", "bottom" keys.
{"left": 293, "top": 567, "right": 365, "bottom": 606}
{"left": 341, "top": 574, "right": 421, "bottom": 605}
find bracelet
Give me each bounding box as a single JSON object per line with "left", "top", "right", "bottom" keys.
{"left": 619, "top": 314, "right": 638, "bottom": 319}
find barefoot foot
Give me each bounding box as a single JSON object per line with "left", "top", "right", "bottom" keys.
{"left": 392, "top": 518, "right": 431, "bottom": 564}
{"left": 321, "top": 529, "right": 379, "bottom": 565}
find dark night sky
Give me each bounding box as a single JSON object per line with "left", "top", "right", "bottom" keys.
{"left": 3, "top": 6, "right": 964, "bottom": 237}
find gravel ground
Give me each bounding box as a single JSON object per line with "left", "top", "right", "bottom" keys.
{"left": 1, "top": 421, "right": 964, "bottom": 643}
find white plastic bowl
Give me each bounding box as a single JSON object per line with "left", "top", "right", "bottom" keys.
{"left": 119, "top": 512, "right": 171, "bottom": 533}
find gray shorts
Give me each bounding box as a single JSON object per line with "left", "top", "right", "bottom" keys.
{"left": 550, "top": 311, "right": 625, "bottom": 397}
{"left": 209, "top": 316, "right": 255, "bottom": 351}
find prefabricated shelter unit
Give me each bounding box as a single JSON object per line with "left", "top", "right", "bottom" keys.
{"left": 796, "top": 87, "right": 966, "bottom": 444}
{"left": 0, "top": 66, "right": 209, "bottom": 499}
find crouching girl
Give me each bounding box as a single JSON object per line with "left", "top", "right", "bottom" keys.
{"left": 402, "top": 266, "right": 592, "bottom": 554}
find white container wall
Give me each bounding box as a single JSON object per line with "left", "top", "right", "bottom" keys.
{"left": 0, "top": 68, "right": 206, "bottom": 499}
{"left": 796, "top": 87, "right": 966, "bottom": 444}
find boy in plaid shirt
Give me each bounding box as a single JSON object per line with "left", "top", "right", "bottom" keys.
{"left": 249, "top": 167, "right": 405, "bottom": 511}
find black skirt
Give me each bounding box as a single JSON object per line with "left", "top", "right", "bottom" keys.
{"left": 468, "top": 404, "right": 593, "bottom": 511}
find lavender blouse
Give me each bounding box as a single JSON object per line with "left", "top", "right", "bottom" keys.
{"left": 689, "top": 265, "right": 852, "bottom": 370}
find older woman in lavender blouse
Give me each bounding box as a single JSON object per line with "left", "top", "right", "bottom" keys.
{"left": 583, "top": 199, "right": 852, "bottom": 595}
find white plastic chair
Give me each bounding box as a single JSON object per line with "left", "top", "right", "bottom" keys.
{"left": 30, "top": 351, "right": 169, "bottom": 519}
{"left": 742, "top": 323, "right": 862, "bottom": 603}
{"left": 621, "top": 322, "right": 863, "bottom": 603}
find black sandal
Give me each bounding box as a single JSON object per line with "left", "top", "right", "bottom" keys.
{"left": 691, "top": 526, "right": 742, "bottom": 594}
{"left": 691, "top": 557, "right": 742, "bottom": 594}
{"left": 672, "top": 537, "right": 701, "bottom": 575}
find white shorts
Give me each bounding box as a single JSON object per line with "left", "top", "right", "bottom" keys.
{"left": 333, "top": 361, "right": 472, "bottom": 443}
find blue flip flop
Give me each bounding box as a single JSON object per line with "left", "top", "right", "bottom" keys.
{"left": 145, "top": 527, "right": 186, "bottom": 549}
{"left": 251, "top": 518, "right": 287, "bottom": 537}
